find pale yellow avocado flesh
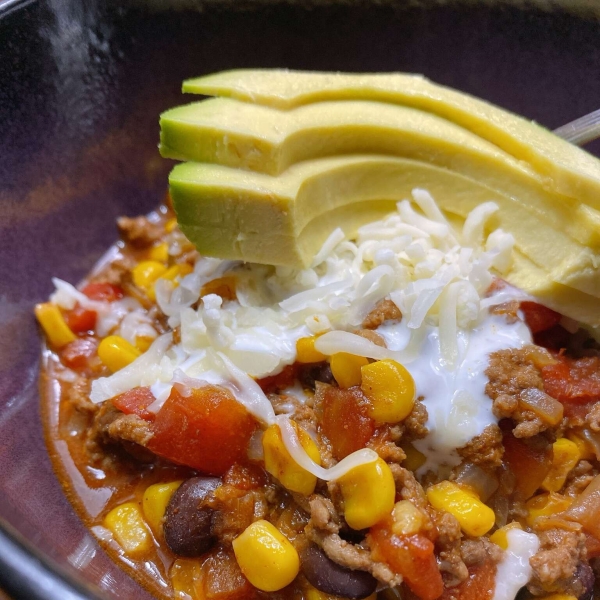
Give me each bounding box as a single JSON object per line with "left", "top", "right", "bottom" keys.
{"left": 183, "top": 69, "right": 600, "bottom": 210}
{"left": 161, "top": 98, "right": 600, "bottom": 254}
{"left": 170, "top": 156, "right": 600, "bottom": 298}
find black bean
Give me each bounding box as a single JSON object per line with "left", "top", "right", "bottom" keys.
{"left": 300, "top": 544, "right": 377, "bottom": 599}
{"left": 298, "top": 362, "right": 334, "bottom": 391}
{"left": 163, "top": 476, "right": 220, "bottom": 557}
{"left": 575, "top": 562, "right": 595, "bottom": 600}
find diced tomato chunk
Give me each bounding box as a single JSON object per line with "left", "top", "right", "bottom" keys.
{"left": 60, "top": 337, "right": 99, "bottom": 370}
{"left": 81, "top": 282, "right": 124, "bottom": 302}
{"left": 319, "top": 385, "right": 375, "bottom": 460}
{"left": 520, "top": 301, "right": 561, "bottom": 335}
{"left": 542, "top": 355, "right": 600, "bottom": 404}
{"left": 148, "top": 386, "right": 257, "bottom": 475}
{"left": 65, "top": 306, "right": 97, "bottom": 333}
{"left": 112, "top": 386, "right": 156, "bottom": 421}
{"left": 502, "top": 427, "right": 552, "bottom": 500}
{"left": 369, "top": 518, "right": 443, "bottom": 600}
{"left": 196, "top": 548, "right": 258, "bottom": 600}
{"left": 440, "top": 560, "right": 496, "bottom": 600}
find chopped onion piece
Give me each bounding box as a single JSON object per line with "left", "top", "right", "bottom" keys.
{"left": 519, "top": 388, "right": 564, "bottom": 425}
{"left": 564, "top": 474, "right": 600, "bottom": 538}
{"left": 454, "top": 462, "right": 499, "bottom": 502}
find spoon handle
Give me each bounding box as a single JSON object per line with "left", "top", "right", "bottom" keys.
{"left": 554, "top": 108, "right": 600, "bottom": 146}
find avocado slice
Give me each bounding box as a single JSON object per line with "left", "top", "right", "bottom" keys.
{"left": 183, "top": 69, "right": 600, "bottom": 211}
{"left": 160, "top": 98, "right": 600, "bottom": 253}
{"left": 169, "top": 155, "right": 600, "bottom": 297}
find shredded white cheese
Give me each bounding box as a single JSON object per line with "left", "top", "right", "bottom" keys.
{"left": 77, "top": 188, "right": 527, "bottom": 478}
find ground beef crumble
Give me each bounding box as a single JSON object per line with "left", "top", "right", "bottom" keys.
{"left": 528, "top": 528, "right": 589, "bottom": 597}
{"left": 361, "top": 298, "right": 402, "bottom": 329}
{"left": 458, "top": 424, "right": 504, "bottom": 468}
{"left": 486, "top": 347, "right": 551, "bottom": 438}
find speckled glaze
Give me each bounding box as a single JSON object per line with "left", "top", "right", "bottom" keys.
{"left": 0, "top": 1, "right": 599, "bottom": 598}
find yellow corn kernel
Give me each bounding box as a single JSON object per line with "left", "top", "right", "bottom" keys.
{"left": 338, "top": 457, "right": 395, "bottom": 530}
{"left": 542, "top": 438, "right": 581, "bottom": 492}
{"left": 165, "top": 218, "right": 178, "bottom": 233}
{"left": 401, "top": 442, "right": 426, "bottom": 472}
{"left": 542, "top": 596, "right": 578, "bottom": 600}
{"left": 132, "top": 260, "right": 167, "bottom": 290}
{"left": 566, "top": 431, "right": 595, "bottom": 461}
{"left": 263, "top": 422, "right": 321, "bottom": 495}
{"left": 200, "top": 276, "right": 237, "bottom": 301}
{"left": 103, "top": 502, "right": 152, "bottom": 557}
{"left": 525, "top": 492, "right": 572, "bottom": 527}
{"left": 330, "top": 352, "right": 369, "bottom": 388}
{"left": 296, "top": 335, "right": 327, "bottom": 363}
{"left": 232, "top": 520, "right": 299, "bottom": 592}
{"left": 142, "top": 481, "right": 182, "bottom": 536}
{"left": 391, "top": 500, "right": 425, "bottom": 536}
{"left": 98, "top": 335, "right": 141, "bottom": 373}
{"left": 489, "top": 522, "right": 522, "bottom": 550}
{"left": 161, "top": 263, "right": 193, "bottom": 283}
{"left": 426, "top": 481, "right": 495, "bottom": 537}
{"left": 34, "top": 303, "right": 76, "bottom": 348}
{"left": 170, "top": 558, "right": 202, "bottom": 599}
{"left": 135, "top": 335, "right": 154, "bottom": 353}
{"left": 361, "top": 359, "right": 415, "bottom": 424}
{"left": 148, "top": 242, "right": 169, "bottom": 263}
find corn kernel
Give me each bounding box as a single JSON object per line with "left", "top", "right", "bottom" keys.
{"left": 263, "top": 422, "right": 321, "bottom": 495}
{"left": 489, "top": 522, "right": 522, "bottom": 550}
{"left": 148, "top": 242, "right": 169, "bottom": 263}
{"left": 142, "top": 481, "right": 182, "bottom": 536}
{"left": 401, "top": 442, "right": 426, "bottom": 472}
{"left": 566, "top": 431, "right": 595, "bottom": 461}
{"left": 542, "top": 438, "right": 581, "bottom": 492}
{"left": 98, "top": 335, "right": 141, "bottom": 372}
{"left": 330, "top": 352, "right": 369, "bottom": 388}
{"left": 296, "top": 335, "right": 327, "bottom": 363}
{"left": 200, "top": 276, "right": 237, "bottom": 301}
{"left": 34, "top": 303, "right": 77, "bottom": 348}
{"left": 361, "top": 359, "right": 415, "bottom": 424}
{"left": 543, "top": 596, "right": 578, "bottom": 600}
{"left": 170, "top": 558, "right": 202, "bottom": 598}
{"left": 426, "top": 481, "right": 495, "bottom": 537}
{"left": 525, "top": 492, "right": 572, "bottom": 527}
{"left": 338, "top": 457, "right": 395, "bottom": 530}
{"left": 103, "top": 502, "right": 152, "bottom": 557}
{"left": 165, "top": 218, "right": 178, "bottom": 233}
{"left": 135, "top": 335, "right": 154, "bottom": 353}
{"left": 161, "top": 263, "right": 193, "bottom": 283}
{"left": 132, "top": 260, "right": 167, "bottom": 290}
{"left": 391, "top": 500, "right": 425, "bottom": 536}
{"left": 232, "top": 520, "right": 299, "bottom": 592}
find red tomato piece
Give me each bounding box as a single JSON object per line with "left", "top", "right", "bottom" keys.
{"left": 320, "top": 385, "right": 375, "bottom": 460}
{"left": 65, "top": 306, "right": 97, "bottom": 333}
{"left": 369, "top": 520, "right": 443, "bottom": 600}
{"left": 148, "top": 386, "right": 257, "bottom": 475}
{"left": 223, "top": 463, "right": 267, "bottom": 490}
{"left": 520, "top": 301, "right": 561, "bottom": 335}
{"left": 112, "top": 386, "right": 156, "bottom": 421}
{"left": 542, "top": 356, "right": 600, "bottom": 404}
{"left": 82, "top": 282, "right": 124, "bottom": 302}
{"left": 502, "top": 429, "right": 552, "bottom": 500}
{"left": 60, "top": 338, "right": 99, "bottom": 370}
{"left": 440, "top": 560, "right": 496, "bottom": 600}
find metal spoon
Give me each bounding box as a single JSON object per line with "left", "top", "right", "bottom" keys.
{"left": 553, "top": 108, "right": 600, "bottom": 146}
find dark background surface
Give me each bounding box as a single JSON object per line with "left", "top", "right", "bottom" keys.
{"left": 0, "top": 0, "right": 599, "bottom": 598}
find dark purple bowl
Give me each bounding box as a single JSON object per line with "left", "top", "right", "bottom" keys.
{"left": 0, "top": 1, "right": 599, "bottom": 598}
